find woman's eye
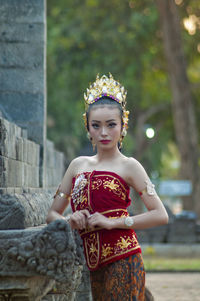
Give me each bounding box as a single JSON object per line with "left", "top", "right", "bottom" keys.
{"left": 91, "top": 123, "right": 99, "bottom": 129}
{"left": 108, "top": 123, "right": 117, "bottom": 128}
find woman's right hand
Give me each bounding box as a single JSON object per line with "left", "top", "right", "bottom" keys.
{"left": 69, "top": 209, "right": 90, "bottom": 230}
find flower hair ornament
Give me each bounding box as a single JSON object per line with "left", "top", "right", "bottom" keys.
{"left": 83, "top": 73, "right": 129, "bottom": 149}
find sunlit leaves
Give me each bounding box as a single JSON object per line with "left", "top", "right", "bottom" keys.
{"left": 46, "top": 0, "right": 199, "bottom": 175}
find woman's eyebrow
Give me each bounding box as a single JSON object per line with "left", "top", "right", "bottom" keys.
{"left": 106, "top": 119, "right": 116, "bottom": 123}
{"left": 91, "top": 119, "right": 116, "bottom": 123}
{"left": 91, "top": 120, "right": 101, "bottom": 123}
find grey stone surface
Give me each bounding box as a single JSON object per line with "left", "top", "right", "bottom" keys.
{"left": 136, "top": 224, "right": 169, "bottom": 244}
{"left": 0, "top": 193, "right": 53, "bottom": 229}
{"left": 0, "top": 0, "right": 88, "bottom": 298}
{"left": 75, "top": 264, "right": 92, "bottom": 301}
{"left": 0, "top": 43, "right": 44, "bottom": 69}
{"left": 0, "top": 0, "right": 46, "bottom": 170}
{"left": 0, "top": 220, "right": 84, "bottom": 281}
{"left": 0, "top": 220, "right": 84, "bottom": 300}
{"left": 0, "top": 276, "right": 55, "bottom": 301}
{"left": 0, "top": 220, "right": 84, "bottom": 298}
{"left": 0, "top": 23, "right": 44, "bottom": 43}
{"left": 0, "top": 94, "right": 44, "bottom": 124}
{"left": 0, "top": 0, "right": 45, "bottom": 23}
{"left": 0, "top": 94, "right": 45, "bottom": 145}
{"left": 167, "top": 218, "right": 197, "bottom": 243}
{"left": 0, "top": 69, "right": 44, "bottom": 94}
{"left": 46, "top": 140, "right": 66, "bottom": 188}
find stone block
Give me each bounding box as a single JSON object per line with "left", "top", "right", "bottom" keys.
{"left": 135, "top": 230, "right": 150, "bottom": 244}
{"left": 0, "top": 276, "right": 55, "bottom": 301}
{"left": 46, "top": 140, "right": 54, "bottom": 150}
{"left": 0, "top": 156, "right": 23, "bottom": 187}
{"left": 26, "top": 121, "right": 45, "bottom": 146}
{"left": 7, "top": 124, "right": 17, "bottom": 160}
{"left": 22, "top": 139, "right": 28, "bottom": 163}
{"left": 36, "top": 144, "right": 40, "bottom": 166}
{"left": 0, "top": 69, "right": 44, "bottom": 94}
{"left": 14, "top": 123, "right": 22, "bottom": 138}
{"left": 0, "top": 118, "right": 8, "bottom": 157}
{"left": 0, "top": 42, "right": 44, "bottom": 69}
{"left": 0, "top": 192, "right": 53, "bottom": 229}
{"left": 75, "top": 293, "right": 92, "bottom": 301}
{"left": 7, "top": 158, "right": 24, "bottom": 187}
{"left": 0, "top": 156, "right": 6, "bottom": 186}
{"left": 0, "top": 0, "right": 45, "bottom": 23}
{"left": 0, "top": 23, "right": 44, "bottom": 43}
{"left": 75, "top": 264, "right": 92, "bottom": 301}
{"left": 0, "top": 221, "right": 84, "bottom": 287}
{"left": 0, "top": 117, "right": 17, "bottom": 159}
{"left": 23, "top": 163, "right": 31, "bottom": 187}
{"left": 136, "top": 224, "right": 168, "bottom": 244}
{"left": 21, "top": 128, "right": 28, "bottom": 139}
{"left": 16, "top": 137, "right": 24, "bottom": 161}
{"left": 167, "top": 218, "right": 197, "bottom": 243}
{"left": 29, "top": 166, "right": 39, "bottom": 187}
{"left": 46, "top": 149, "right": 54, "bottom": 169}
{"left": 23, "top": 164, "right": 32, "bottom": 187}
{"left": 27, "top": 140, "right": 36, "bottom": 165}
{"left": 19, "top": 137, "right": 40, "bottom": 167}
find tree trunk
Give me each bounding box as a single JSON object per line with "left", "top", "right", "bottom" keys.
{"left": 156, "top": 0, "right": 200, "bottom": 218}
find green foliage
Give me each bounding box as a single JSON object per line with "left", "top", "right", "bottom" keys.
{"left": 47, "top": 0, "right": 200, "bottom": 175}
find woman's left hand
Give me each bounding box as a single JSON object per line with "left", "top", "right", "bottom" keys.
{"left": 87, "top": 212, "right": 112, "bottom": 230}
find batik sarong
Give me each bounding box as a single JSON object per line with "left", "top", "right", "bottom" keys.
{"left": 90, "top": 252, "right": 145, "bottom": 301}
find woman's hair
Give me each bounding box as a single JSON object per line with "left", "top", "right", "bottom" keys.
{"left": 86, "top": 96, "right": 123, "bottom": 131}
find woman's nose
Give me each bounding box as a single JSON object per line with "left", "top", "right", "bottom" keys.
{"left": 101, "top": 126, "right": 108, "bottom": 136}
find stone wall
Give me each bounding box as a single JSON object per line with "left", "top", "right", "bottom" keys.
{"left": 0, "top": 116, "right": 66, "bottom": 231}
{"left": 0, "top": 1, "right": 92, "bottom": 300}
{"left": 136, "top": 207, "right": 200, "bottom": 244}
{"left": 0, "top": 0, "right": 47, "bottom": 187}
{"left": 0, "top": 0, "right": 46, "bottom": 145}
{"left": 0, "top": 117, "right": 40, "bottom": 193}
{"left": 46, "top": 140, "right": 65, "bottom": 189}
{"left": 0, "top": 220, "right": 85, "bottom": 301}
{"left": 0, "top": 114, "right": 91, "bottom": 300}
{"left": 0, "top": 116, "right": 65, "bottom": 193}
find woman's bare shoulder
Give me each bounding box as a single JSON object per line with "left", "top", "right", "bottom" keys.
{"left": 125, "top": 157, "right": 145, "bottom": 169}
{"left": 123, "top": 157, "right": 148, "bottom": 187}
{"left": 68, "top": 155, "right": 95, "bottom": 176}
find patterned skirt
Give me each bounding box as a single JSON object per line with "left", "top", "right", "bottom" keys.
{"left": 90, "top": 252, "right": 145, "bottom": 301}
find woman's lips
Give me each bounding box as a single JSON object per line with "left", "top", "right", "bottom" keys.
{"left": 100, "top": 140, "right": 111, "bottom": 144}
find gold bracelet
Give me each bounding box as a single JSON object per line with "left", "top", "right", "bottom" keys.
{"left": 54, "top": 185, "right": 69, "bottom": 199}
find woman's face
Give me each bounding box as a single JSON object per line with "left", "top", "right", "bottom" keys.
{"left": 88, "top": 105, "right": 122, "bottom": 149}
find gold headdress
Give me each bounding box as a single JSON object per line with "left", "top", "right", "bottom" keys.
{"left": 84, "top": 73, "right": 127, "bottom": 110}
{"left": 83, "top": 73, "right": 129, "bottom": 148}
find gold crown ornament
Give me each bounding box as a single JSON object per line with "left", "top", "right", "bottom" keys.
{"left": 84, "top": 73, "right": 127, "bottom": 110}
{"left": 83, "top": 73, "right": 129, "bottom": 143}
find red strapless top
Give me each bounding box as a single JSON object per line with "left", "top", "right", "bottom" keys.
{"left": 70, "top": 170, "right": 141, "bottom": 271}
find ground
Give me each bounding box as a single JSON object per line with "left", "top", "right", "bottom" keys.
{"left": 146, "top": 272, "right": 200, "bottom": 301}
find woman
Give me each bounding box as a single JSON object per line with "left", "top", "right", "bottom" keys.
{"left": 46, "top": 74, "right": 168, "bottom": 301}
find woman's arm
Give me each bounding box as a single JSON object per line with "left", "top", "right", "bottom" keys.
{"left": 46, "top": 158, "right": 78, "bottom": 224}
{"left": 46, "top": 157, "right": 91, "bottom": 229}
{"left": 87, "top": 158, "right": 168, "bottom": 230}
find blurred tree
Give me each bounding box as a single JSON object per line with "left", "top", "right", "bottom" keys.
{"left": 47, "top": 0, "right": 172, "bottom": 173}
{"left": 46, "top": 0, "right": 200, "bottom": 213}
{"left": 156, "top": 0, "right": 200, "bottom": 217}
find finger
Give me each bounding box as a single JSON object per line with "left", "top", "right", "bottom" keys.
{"left": 82, "top": 209, "right": 91, "bottom": 218}
{"left": 88, "top": 217, "right": 98, "bottom": 229}
{"left": 88, "top": 213, "right": 94, "bottom": 219}
{"left": 71, "top": 212, "right": 86, "bottom": 229}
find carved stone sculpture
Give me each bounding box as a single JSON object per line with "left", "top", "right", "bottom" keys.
{"left": 0, "top": 220, "right": 85, "bottom": 300}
